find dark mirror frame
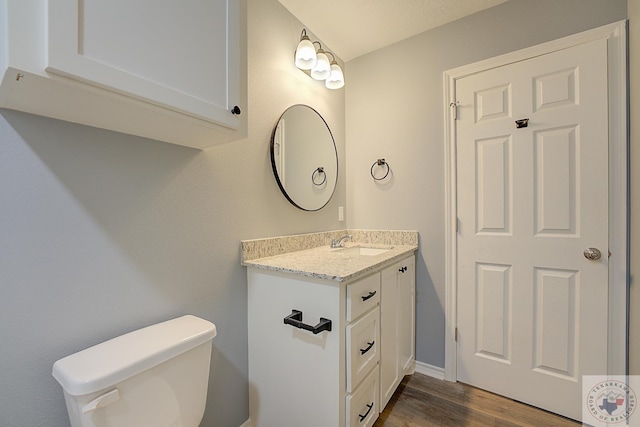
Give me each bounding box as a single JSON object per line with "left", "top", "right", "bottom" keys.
{"left": 270, "top": 104, "right": 338, "bottom": 211}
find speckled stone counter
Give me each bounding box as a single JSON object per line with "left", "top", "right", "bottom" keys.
{"left": 241, "top": 230, "right": 418, "bottom": 282}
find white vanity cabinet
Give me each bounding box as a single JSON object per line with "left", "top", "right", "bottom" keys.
{"left": 247, "top": 253, "right": 415, "bottom": 427}
{"left": 0, "top": 0, "right": 246, "bottom": 149}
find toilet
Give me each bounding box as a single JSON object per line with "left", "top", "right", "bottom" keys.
{"left": 52, "top": 315, "right": 217, "bottom": 427}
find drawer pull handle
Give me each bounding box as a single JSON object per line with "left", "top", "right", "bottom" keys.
{"left": 361, "top": 291, "right": 377, "bottom": 301}
{"left": 399, "top": 266, "right": 408, "bottom": 273}
{"left": 283, "top": 310, "right": 332, "bottom": 334}
{"left": 359, "top": 402, "right": 374, "bottom": 422}
{"left": 360, "top": 341, "right": 375, "bottom": 355}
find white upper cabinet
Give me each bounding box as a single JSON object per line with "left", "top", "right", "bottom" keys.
{"left": 0, "top": 0, "right": 246, "bottom": 149}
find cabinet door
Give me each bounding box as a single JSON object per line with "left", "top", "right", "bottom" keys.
{"left": 379, "top": 255, "right": 416, "bottom": 411}
{"left": 379, "top": 263, "right": 399, "bottom": 409}
{"left": 397, "top": 257, "right": 415, "bottom": 374}
{"left": 46, "top": 0, "right": 240, "bottom": 129}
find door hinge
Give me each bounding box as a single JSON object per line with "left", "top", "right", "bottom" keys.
{"left": 455, "top": 327, "right": 458, "bottom": 342}
{"left": 450, "top": 101, "right": 459, "bottom": 120}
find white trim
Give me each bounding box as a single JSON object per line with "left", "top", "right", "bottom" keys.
{"left": 605, "top": 22, "right": 630, "bottom": 376}
{"left": 239, "top": 419, "right": 252, "bottom": 427}
{"left": 443, "top": 20, "right": 629, "bottom": 383}
{"left": 414, "top": 361, "right": 446, "bottom": 380}
{"left": 443, "top": 58, "right": 458, "bottom": 382}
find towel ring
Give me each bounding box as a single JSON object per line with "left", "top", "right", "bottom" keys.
{"left": 312, "top": 167, "right": 327, "bottom": 186}
{"left": 370, "top": 159, "right": 390, "bottom": 181}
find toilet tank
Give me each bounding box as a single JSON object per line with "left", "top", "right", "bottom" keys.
{"left": 52, "top": 315, "right": 217, "bottom": 427}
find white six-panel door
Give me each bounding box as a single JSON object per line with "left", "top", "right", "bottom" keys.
{"left": 455, "top": 38, "right": 609, "bottom": 421}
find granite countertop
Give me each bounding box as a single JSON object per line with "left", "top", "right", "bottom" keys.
{"left": 242, "top": 241, "right": 417, "bottom": 282}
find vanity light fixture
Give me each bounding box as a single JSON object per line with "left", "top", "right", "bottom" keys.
{"left": 294, "top": 29, "right": 317, "bottom": 70}
{"left": 310, "top": 45, "right": 331, "bottom": 80}
{"left": 324, "top": 52, "right": 345, "bottom": 89}
{"left": 294, "top": 29, "right": 345, "bottom": 89}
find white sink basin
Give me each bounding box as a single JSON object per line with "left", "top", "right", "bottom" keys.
{"left": 332, "top": 246, "right": 392, "bottom": 256}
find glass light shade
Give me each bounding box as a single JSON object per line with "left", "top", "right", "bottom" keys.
{"left": 295, "top": 37, "right": 317, "bottom": 70}
{"left": 325, "top": 63, "right": 345, "bottom": 89}
{"left": 310, "top": 51, "right": 331, "bottom": 80}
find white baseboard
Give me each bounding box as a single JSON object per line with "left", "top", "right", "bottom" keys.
{"left": 414, "top": 360, "right": 446, "bottom": 380}
{"left": 239, "top": 419, "right": 251, "bottom": 427}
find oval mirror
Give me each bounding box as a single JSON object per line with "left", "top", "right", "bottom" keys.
{"left": 270, "top": 105, "right": 338, "bottom": 211}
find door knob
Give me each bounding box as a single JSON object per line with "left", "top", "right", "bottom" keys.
{"left": 583, "top": 248, "right": 602, "bottom": 261}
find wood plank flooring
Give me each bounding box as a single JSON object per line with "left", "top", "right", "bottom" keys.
{"left": 374, "top": 373, "right": 580, "bottom": 427}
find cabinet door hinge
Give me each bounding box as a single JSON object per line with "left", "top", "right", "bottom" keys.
{"left": 455, "top": 327, "right": 458, "bottom": 342}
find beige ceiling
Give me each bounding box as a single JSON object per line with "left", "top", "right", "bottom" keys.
{"left": 278, "top": 0, "right": 510, "bottom": 61}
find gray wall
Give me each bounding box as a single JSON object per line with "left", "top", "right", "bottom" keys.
{"left": 345, "top": 0, "right": 628, "bottom": 368}
{"left": 0, "top": 0, "right": 345, "bottom": 426}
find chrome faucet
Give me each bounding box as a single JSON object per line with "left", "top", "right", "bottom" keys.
{"left": 331, "top": 234, "right": 353, "bottom": 248}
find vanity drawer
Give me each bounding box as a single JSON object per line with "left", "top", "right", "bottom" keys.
{"left": 346, "top": 365, "right": 379, "bottom": 427}
{"left": 346, "top": 307, "right": 379, "bottom": 392}
{"left": 346, "top": 273, "right": 380, "bottom": 322}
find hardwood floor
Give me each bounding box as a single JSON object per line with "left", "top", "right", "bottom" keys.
{"left": 374, "top": 373, "right": 580, "bottom": 427}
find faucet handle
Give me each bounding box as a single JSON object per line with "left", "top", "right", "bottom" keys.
{"left": 330, "top": 234, "right": 353, "bottom": 248}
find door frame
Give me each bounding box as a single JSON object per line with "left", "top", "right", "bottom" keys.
{"left": 443, "top": 20, "right": 628, "bottom": 382}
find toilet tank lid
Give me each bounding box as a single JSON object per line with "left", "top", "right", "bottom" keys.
{"left": 52, "top": 315, "right": 216, "bottom": 396}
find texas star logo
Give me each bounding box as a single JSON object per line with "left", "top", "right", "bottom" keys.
{"left": 587, "top": 380, "right": 637, "bottom": 423}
